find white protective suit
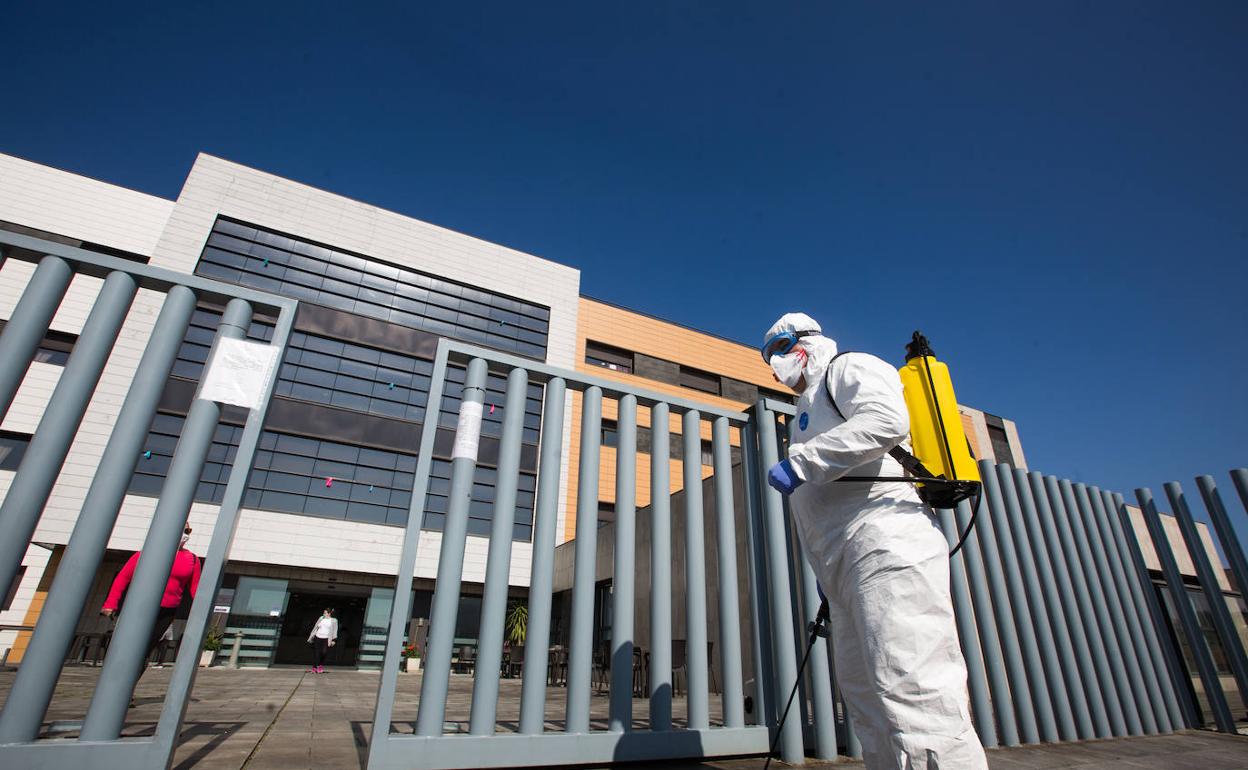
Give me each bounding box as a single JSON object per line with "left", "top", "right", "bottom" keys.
{"left": 767, "top": 313, "right": 986, "bottom": 770}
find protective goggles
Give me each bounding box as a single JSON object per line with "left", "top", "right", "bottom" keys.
{"left": 761, "top": 330, "right": 817, "bottom": 362}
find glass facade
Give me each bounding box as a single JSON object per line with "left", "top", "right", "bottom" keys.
{"left": 127, "top": 217, "right": 550, "bottom": 542}
{"left": 196, "top": 218, "right": 549, "bottom": 359}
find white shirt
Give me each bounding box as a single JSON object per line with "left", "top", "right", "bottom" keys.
{"left": 309, "top": 616, "right": 338, "bottom": 642}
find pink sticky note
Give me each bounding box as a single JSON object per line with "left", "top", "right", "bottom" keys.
{"left": 489, "top": 404, "right": 496, "bottom": 414}
{"left": 325, "top": 477, "right": 334, "bottom": 488}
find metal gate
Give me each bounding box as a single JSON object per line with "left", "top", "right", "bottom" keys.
{"left": 0, "top": 230, "right": 296, "bottom": 768}
{"left": 365, "top": 339, "right": 778, "bottom": 768}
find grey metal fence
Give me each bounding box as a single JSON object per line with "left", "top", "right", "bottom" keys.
{"left": 0, "top": 231, "right": 296, "bottom": 769}
{"left": 365, "top": 340, "right": 777, "bottom": 769}
{"left": 1, "top": 230, "right": 1246, "bottom": 769}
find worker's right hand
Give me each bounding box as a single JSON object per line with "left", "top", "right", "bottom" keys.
{"left": 767, "top": 459, "right": 804, "bottom": 495}
{"left": 101, "top": 608, "right": 115, "bottom": 618}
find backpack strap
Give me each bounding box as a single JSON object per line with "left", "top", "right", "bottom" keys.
{"left": 822, "top": 351, "right": 941, "bottom": 480}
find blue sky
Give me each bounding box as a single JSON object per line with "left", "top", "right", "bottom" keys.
{"left": 4, "top": 3, "right": 1246, "bottom": 532}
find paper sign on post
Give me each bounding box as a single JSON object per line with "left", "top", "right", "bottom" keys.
{"left": 452, "top": 401, "right": 483, "bottom": 461}
{"left": 199, "top": 337, "right": 281, "bottom": 409}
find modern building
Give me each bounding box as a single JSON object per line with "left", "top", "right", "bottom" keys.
{"left": 0, "top": 152, "right": 1239, "bottom": 700}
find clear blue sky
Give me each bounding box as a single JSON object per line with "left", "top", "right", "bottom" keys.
{"left": 4, "top": 3, "right": 1246, "bottom": 530}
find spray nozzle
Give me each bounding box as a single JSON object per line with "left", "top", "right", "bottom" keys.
{"left": 905, "top": 330, "right": 934, "bottom": 362}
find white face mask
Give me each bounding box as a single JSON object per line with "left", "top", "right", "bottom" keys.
{"left": 180, "top": 533, "right": 191, "bottom": 548}
{"left": 769, "top": 349, "right": 807, "bottom": 389}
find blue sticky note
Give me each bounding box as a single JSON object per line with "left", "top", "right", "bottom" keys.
{"left": 369, "top": 485, "right": 375, "bottom": 492}
{"left": 143, "top": 450, "right": 152, "bottom": 460}
{"left": 261, "top": 258, "right": 269, "bottom": 267}
{"left": 388, "top": 382, "right": 395, "bottom": 390}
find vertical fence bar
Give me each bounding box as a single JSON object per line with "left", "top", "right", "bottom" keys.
{"left": 1037, "top": 474, "right": 1112, "bottom": 737}
{"left": 955, "top": 496, "right": 1018, "bottom": 745}
{"left": 1070, "top": 483, "right": 1144, "bottom": 735}
{"left": 1163, "top": 482, "right": 1248, "bottom": 709}
{"left": 754, "top": 402, "right": 803, "bottom": 764}
{"left": 609, "top": 394, "right": 638, "bottom": 732}
{"left": 1095, "top": 488, "right": 1172, "bottom": 733}
{"left": 1014, "top": 469, "right": 1089, "bottom": 740}
{"left": 1111, "top": 491, "right": 1192, "bottom": 730}
{"left": 518, "top": 377, "right": 567, "bottom": 735}
{"left": 0, "top": 284, "right": 195, "bottom": 743}
{"left": 0, "top": 270, "right": 137, "bottom": 604}
{"left": 1232, "top": 470, "right": 1248, "bottom": 530}
{"left": 470, "top": 366, "right": 530, "bottom": 735}
{"left": 1084, "top": 487, "right": 1159, "bottom": 733}
{"left": 81, "top": 297, "right": 252, "bottom": 741}
{"left": 1002, "top": 467, "right": 1078, "bottom": 741}
{"left": 797, "top": 554, "right": 838, "bottom": 760}
{"left": 1136, "top": 487, "right": 1237, "bottom": 732}
{"left": 938, "top": 507, "right": 997, "bottom": 747}
{"left": 1050, "top": 477, "right": 1125, "bottom": 736}
{"left": 370, "top": 343, "right": 450, "bottom": 759}
{"left": 415, "top": 357, "right": 489, "bottom": 736}
{"left": 995, "top": 465, "right": 1066, "bottom": 742}
{"left": 739, "top": 421, "right": 772, "bottom": 727}
{"left": 649, "top": 402, "right": 673, "bottom": 731}
{"left": 974, "top": 463, "right": 1038, "bottom": 743}
{"left": 682, "top": 409, "right": 711, "bottom": 730}
{"left": 978, "top": 462, "right": 1046, "bottom": 743}
{"left": 0, "top": 255, "right": 73, "bottom": 423}
{"left": 711, "top": 417, "right": 745, "bottom": 729}
{"left": 565, "top": 385, "right": 602, "bottom": 734}
{"left": 152, "top": 301, "right": 294, "bottom": 764}
{"left": 1196, "top": 475, "right": 1248, "bottom": 616}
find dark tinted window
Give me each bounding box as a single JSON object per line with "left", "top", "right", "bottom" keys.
{"left": 585, "top": 341, "right": 633, "bottom": 373}
{"left": 679, "top": 366, "right": 721, "bottom": 395}
{"left": 196, "top": 218, "right": 550, "bottom": 359}
{"left": 0, "top": 431, "right": 32, "bottom": 471}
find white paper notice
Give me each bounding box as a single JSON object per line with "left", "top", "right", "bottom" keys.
{"left": 452, "top": 401, "right": 484, "bottom": 461}
{"left": 199, "top": 337, "right": 281, "bottom": 409}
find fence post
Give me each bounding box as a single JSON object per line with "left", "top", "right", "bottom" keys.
{"left": 1162, "top": 482, "right": 1248, "bottom": 710}
{"left": 1136, "top": 488, "right": 1237, "bottom": 733}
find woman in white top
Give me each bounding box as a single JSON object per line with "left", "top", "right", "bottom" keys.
{"left": 307, "top": 608, "right": 338, "bottom": 673}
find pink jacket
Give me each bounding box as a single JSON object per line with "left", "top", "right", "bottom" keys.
{"left": 103, "top": 549, "right": 201, "bottom": 611}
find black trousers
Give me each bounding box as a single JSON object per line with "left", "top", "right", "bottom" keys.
{"left": 145, "top": 606, "right": 178, "bottom": 663}
{"left": 312, "top": 637, "right": 330, "bottom": 667}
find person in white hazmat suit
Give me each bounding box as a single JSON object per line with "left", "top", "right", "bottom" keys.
{"left": 762, "top": 312, "right": 986, "bottom": 770}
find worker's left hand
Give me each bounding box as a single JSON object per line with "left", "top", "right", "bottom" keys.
{"left": 767, "top": 459, "right": 803, "bottom": 495}
{"left": 329, "top": 640, "right": 335, "bottom": 647}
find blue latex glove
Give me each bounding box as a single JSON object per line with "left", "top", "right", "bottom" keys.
{"left": 767, "top": 459, "right": 803, "bottom": 495}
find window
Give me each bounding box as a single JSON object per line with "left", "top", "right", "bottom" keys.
{"left": 597, "top": 502, "right": 616, "bottom": 526}
{"left": 986, "top": 422, "right": 1015, "bottom": 467}
{"left": 2, "top": 566, "right": 24, "bottom": 611}
{"left": 0, "top": 323, "right": 77, "bottom": 366}
{"left": 585, "top": 341, "right": 633, "bottom": 373}
{"left": 128, "top": 415, "right": 242, "bottom": 504}
{"left": 195, "top": 218, "right": 550, "bottom": 359}
{"left": 601, "top": 420, "right": 618, "bottom": 448}
{"left": 0, "top": 431, "right": 32, "bottom": 471}
{"left": 679, "top": 366, "right": 721, "bottom": 396}
{"left": 127, "top": 417, "right": 536, "bottom": 540}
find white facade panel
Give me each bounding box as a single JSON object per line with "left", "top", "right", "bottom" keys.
{"left": 0, "top": 153, "right": 173, "bottom": 257}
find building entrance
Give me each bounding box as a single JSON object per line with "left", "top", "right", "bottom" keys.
{"left": 274, "top": 588, "right": 368, "bottom": 667}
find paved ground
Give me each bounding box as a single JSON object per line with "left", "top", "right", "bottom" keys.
{"left": 1, "top": 666, "right": 1245, "bottom": 769}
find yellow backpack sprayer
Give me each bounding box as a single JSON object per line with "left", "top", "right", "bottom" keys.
{"left": 826, "top": 330, "right": 983, "bottom": 556}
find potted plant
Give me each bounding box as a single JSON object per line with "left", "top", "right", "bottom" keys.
{"left": 201, "top": 627, "right": 224, "bottom": 667}
{"left": 401, "top": 643, "right": 421, "bottom": 672}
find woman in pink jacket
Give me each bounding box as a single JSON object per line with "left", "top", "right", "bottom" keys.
{"left": 102, "top": 525, "right": 201, "bottom": 664}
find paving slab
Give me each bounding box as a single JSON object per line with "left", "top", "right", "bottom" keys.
{"left": 2, "top": 666, "right": 1246, "bottom": 769}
